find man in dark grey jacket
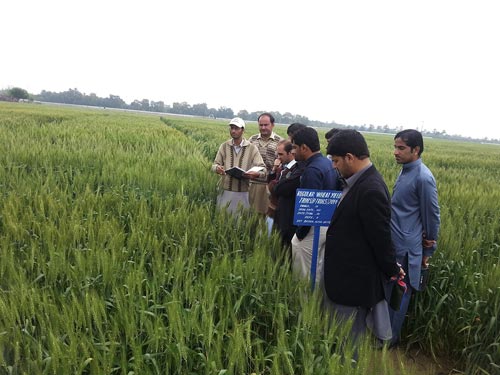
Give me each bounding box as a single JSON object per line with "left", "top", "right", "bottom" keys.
{"left": 324, "top": 129, "right": 404, "bottom": 341}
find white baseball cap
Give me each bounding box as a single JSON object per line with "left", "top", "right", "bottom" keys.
{"left": 229, "top": 117, "right": 245, "bottom": 128}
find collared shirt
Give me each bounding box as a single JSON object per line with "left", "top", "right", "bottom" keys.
{"left": 254, "top": 131, "right": 278, "bottom": 141}
{"left": 249, "top": 132, "right": 283, "bottom": 183}
{"left": 283, "top": 159, "right": 297, "bottom": 170}
{"left": 231, "top": 139, "right": 242, "bottom": 154}
{"left": 340, "top": 162, "right": 373, "bottom": 202}
{"left": 279, "top": 159, "right": 297, "bottom": 179}
{"left": 300, "top": 153, "right": 338, "bottom": 190}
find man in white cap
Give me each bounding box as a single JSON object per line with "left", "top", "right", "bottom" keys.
{"left": 212, "top": 117, "right": 266, "bottom": 214}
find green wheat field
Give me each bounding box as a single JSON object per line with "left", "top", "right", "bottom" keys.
{"left": 0, "top": 102, "right": 498, "bottom": 374}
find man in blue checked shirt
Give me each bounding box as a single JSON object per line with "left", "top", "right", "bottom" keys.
{"left": 389, "top": 129, "right": 441, "bottom": 346}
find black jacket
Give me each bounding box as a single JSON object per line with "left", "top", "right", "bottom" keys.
{"left": 324, "top": 165, "right": 399, "bottom": 308}
{"left": 273, "top": 161, "right": 305, "bottom": 245}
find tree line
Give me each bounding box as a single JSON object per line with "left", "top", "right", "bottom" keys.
{"left": 1, "top": 86, "right": 497, "bottom": 143}
{"left": 32, "top": 88, "right": 312, "bottom": 125}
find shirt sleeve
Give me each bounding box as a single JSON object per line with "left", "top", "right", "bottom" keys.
{"left": 250, "top": 146, "right": 267, "bottom": 178}
{"left": 418, "top": 171, "right": 440, "bottom": 257}
{"left": 211, "top": 144, "right": 225, "bottom": 173}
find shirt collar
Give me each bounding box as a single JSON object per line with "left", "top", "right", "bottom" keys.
{"left": 345, "top": 162, "right": 372, "bottom": 188}
{"left": 284, "top": 159, "right": 297, "bottom": 169}
{"left": 402, "top": 158, "right": 422, "bottom": 170}
{"left": 257, "top": 132, "right": 277, "bottom": 140}
{"left": 305, "top": 152, "right": 323, "bottom": 166}
{"left": 231, "top": 138, "right": 250, "bottom": 147}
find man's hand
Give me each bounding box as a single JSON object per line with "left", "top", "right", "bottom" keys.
{"left": 215, "top": 166, "right": 225, "bottom": 175}
{"left": 390, "top": 265, "right": 406, "bottom": 281}
{"left": 244, "top": 171, "right": 260, "bottom": 179}
{"left": 422, "top": 232, "right": 436, "bottom": 248}
{"left": 398, "top": 266, "right": 406, "bottom": 280}
{"left": 422, "top": 238, "right": 436, "bottom": 248}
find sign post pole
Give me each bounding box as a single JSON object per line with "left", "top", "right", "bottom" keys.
{"left": 293, "top": 189, "right": 342, "bottom": 291}
{"left": 310, "top": 226, "right": 320, "bottom": 290}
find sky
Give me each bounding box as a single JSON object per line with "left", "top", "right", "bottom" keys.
{"left": 2, "top": 0, "right": 500, "bottom": 139}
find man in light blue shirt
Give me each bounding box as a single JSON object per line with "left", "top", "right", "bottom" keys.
{"left": 389, "top": 129, "right": 440, "bottom": 346}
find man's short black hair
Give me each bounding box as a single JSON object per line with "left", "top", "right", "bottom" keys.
{"left": 258, "top": 112, "right": 275, "bottom": 124}
{"left": 325, "top": 128, "right": 341, "bottom": 141}
{"left": 292, "top": 127, "right": 320, "bottom": 152}
{"left": 326, "top": 129, "right": 370, "bottom": 159}
{"left": 395, "top": 129, "right": 424, "bottom": 156}
{"left": 286, "top": 122, "right": 307, "bottom": 137}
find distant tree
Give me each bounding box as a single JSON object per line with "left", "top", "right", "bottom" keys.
{"left": 8, "top": 87, "right": 30, "bottom": 100}
{"left": 237, "top": 109, "right": 249, "bottom": 120}
{"left": 65, "top": 88, "right": 84, "bottom": 104}
{"left": 281, "top": 112, "right": 294, "bottom": 124}
{"left": 216, "top": 106, "right": 234, "bottom": 119}
{"left": 104, "top": 95, "right": 126, "bottom": 109}
{"left": 272, "top": 112, "right": 283, "bottom": 123}
{"left": 141, "top": 99, "right": 150, "bottom": 111}
{"left": 192, "top": 103, "right": 209, "bottom": 116}
{"left": 37, "top": 90, "right": 56, "bottom": 102}
{"left": 150, "top": 101, "right": 165, "bottom": 112}
{"left": 130, "top": 100, "right": 142, "bottom": 110}
{"left": 293, "top": 114, "right": 310, "bottom": 125}
{"left": 172, "top": 102, "right": 191, "bottom": 115}
{"left": 87, "top": 93, "right": 99, "bottom": 106}
{"left": 430, "top": 128, "right": 447, "bottom": 137}
{"left": 248, "top": 111, "right": 262, "bottom": 121}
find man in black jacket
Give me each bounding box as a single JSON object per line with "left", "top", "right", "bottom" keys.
{"left": 324, "top": 129, "right": 404, "bottom": 341}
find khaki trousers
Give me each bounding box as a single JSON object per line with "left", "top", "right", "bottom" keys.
{"left": 249, "top": 182, "right": 269, "bottom": 215}
{"left": 291, "top": 226, "right": 328, "bottom": 288}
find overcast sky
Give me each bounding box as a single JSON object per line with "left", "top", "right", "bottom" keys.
{"left": 2, "top": 0, "right": 499, "bottom": 139}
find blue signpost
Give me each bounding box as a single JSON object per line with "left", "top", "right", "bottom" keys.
{"left": 293, "top": 189, "right": 342, "bottom": 290}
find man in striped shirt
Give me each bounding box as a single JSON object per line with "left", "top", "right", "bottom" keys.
{"left": 212, "top": 117, "right": 266, "bottom": 214}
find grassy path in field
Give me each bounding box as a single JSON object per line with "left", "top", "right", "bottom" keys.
{"left": 390, "top": 347, "right": 459, "bottom": 375}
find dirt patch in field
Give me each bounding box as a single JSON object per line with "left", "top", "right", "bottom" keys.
{"left": 390, "top": 347, "right": 461, "bottom": 375}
